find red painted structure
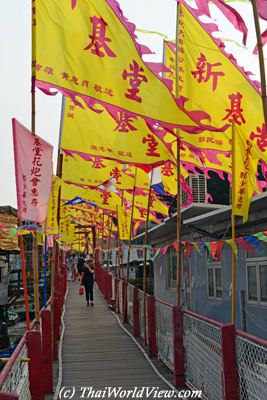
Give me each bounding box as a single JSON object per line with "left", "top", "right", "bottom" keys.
{"left": 94, "top": 266, "right": 267, "bottom": 400}
{"left": 0, "top": 256, "right": 68, "bottom": 399}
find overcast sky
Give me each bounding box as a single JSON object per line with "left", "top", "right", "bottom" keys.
{"left": 0, "top": 0, "right": 266, "bottom": 208}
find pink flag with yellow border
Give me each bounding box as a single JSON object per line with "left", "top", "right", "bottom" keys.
{"left": 12, "top": 119, "right": 53, "bottom": 223}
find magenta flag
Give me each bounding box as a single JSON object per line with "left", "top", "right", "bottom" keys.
{"left": 12, "top": 118, "right": 53, "bottom": 223}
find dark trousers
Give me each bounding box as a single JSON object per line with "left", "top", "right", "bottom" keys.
{"left": 84, "top": 282, "right": 94, "bottom": 302}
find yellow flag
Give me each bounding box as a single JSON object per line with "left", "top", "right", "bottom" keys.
{"left": 61, "top": 98, "right": 174, "bottom": 166}
{"left": 61, "top": 182, "right": 122, "bottom": 212}
{"left": 179, "top": 4, "right": 266, "bottom": 164}
{"left": 232, "top": 125, "right": 259, "bottom": 222}
{"left": 62, "top": 152, "right": 135, "bottom": 190}
{"left": 45, "top": 176, "right": 61, "bottom": 234}
{"left": 60, "top": 217, "right": 75, "bottom": 244}
{"left": 117, "top": 206, "right": 131, "bottom": 240}
{"left": 37, "top": 232, "right": 45, "bottom": 246}
{"left": 124, "top": 191, "right": 168, "bottom": 216}
{"left": 164, "top": 39, "right": 231, "bottom": 152}
{"left": 35, "top": 0, "right": 205, "bottom": 131}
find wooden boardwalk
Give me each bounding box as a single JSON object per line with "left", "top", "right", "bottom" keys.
{"left": 57, "top": 282, "right": 173, "bottom": 399}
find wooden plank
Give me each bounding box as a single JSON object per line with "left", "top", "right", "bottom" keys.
{"left": 60, "top": 283, "right": 171, "bottom": 391}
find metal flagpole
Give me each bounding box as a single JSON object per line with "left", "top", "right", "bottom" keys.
{"left": 231, "top": 123, "right": 236, "bottom": 325}
{"left": 116, "top": 188, "right": 125, "bottom": 314}
{"left": 51, "top": 97, "right": 64, "bottom": 343}
{"left": 50, "top": 239, "right": 56, "bottom": 346}
{"left": 100, "top": 211, "right": 105, "bottom": 266}
{"left": 18, "top": 230, "right": 31, "bottom": 330}
{"left": 33, "top": 233, "right": 40, "bottom": 329}
{"left": 143, "top": 170, "right": 154, "bottom": 344}
{"left": 31, "top": 2, "right": 41, "bottom": 330}
{"left": 107, "top": 215, "right": 113, "bottom": 274}
{"left": 43, "top": 235, "right": 47, "bottom": 308}
{"left": 175, "top": 1, "right": 182, "bottom": 307}
{"left": 124, "top": 167, "right": 137, "bottom": 322}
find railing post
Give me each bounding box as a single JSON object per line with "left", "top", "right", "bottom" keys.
{"left": 172, "top": 306, "right": 185, "bottom": 388}
{"left": 26, "top": 330, "right": 45, "bottom": 400}
{"left": 133, "top": 287, "right": 140, "bottom": 337}
{"left": 107, "top": 274, "right": 112, "bottom": 304}
{"left": 0, "top": 395, "right": 19, "bottom": 400}
{"left": 147, "top": 295, "right": 157, "bottom": 357}
{"left": 53, "top": 291, "right": 60, "bottom": 361}
{"left": 122, "top": 280, "right": 127, "bottom": 323}
{"left": 221, "top": 324, "right": 239, "bottom": 400}
{"left": 104, "top": 271, "right": 108, "bottom": 301}
{"left": 41, "top": 309, "right": 53, "bottom": 395}
{"left": 59, "top": 274, "right": 64, "bottom": 310}
{"left": 115, "top": 277, "right": 119, "bottom": 314}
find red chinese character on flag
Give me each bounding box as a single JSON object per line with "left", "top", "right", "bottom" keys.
{"left": 32, "top": 157, "right": 43, "bottom": 167}
{"left": 91, "top": 157, "right": 106, "bottom": 169}
{"left": 161, "top": 161, "right": 174, "bottom": 177}
{"left": 31, "top": 167, "right": 41, "bottom": 177}
{"left": 114, "top": 112, "right": 137, "bottom": 132}
{"left": 31, "top": 188, "right": 39, "bottom": 197}
{"left": 31, "top": 198, "right": 39, "bottom": 207}
{"left": 110, "top": 167, "right": 121, "bottom": 182}
{"left": 44, "top": 66, "right": 54, "bottom": 75}
{"left": 122, "top": 60, "right": 148, "bottom": 103}
{"left": 223, "top": 92, "right": 246, "bottom": 125}
{"left": 60, "top": 72, "right": 69, "bottom": 80}
{"left": 149, "top": 193, "right": 156, "bottom": 207}
{"left": 191, "top": 53, "right": 225, "bottom": 91}
{"left": 138, "top": 208, "right": 147, "bottom": 218}
{"left": 31, "top": 177, "right": 41, "bottom": 187}
{"left": 84, "top": 16, "right": 116, "bottom": 58}
{"left": 142, "top": 134, "right": 160, "bottom": 157}
{"left": 250, "top": 123, "right": 267, "bottom": 152}
{"left": 101, "top": 192, "right": 112, "bottom": 205}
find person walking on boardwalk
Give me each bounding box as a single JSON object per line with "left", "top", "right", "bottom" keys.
{"left": 81, "top": 255, "right": 95, "bottom": 306}
{"left": 77, "top": 253, "right": 85, "bottom": 281}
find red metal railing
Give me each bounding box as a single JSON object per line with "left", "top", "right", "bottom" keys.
{"left": 235, "top": 329, "right": 267, "bottom": 400}
{"left": 0, "top": 259, "right": 68, "bottom": 400}
{"left": 95, "top": 267, "right": 267, "bottom": 400}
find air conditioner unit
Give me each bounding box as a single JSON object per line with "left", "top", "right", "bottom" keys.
{"left": 182, "top": 174, "right": 207, "bottom": 204}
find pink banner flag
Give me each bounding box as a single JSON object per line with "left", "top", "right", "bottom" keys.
{"left": 12, "top": 119, "right": 53, "bottom": 223}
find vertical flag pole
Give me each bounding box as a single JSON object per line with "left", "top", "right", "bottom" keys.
{"left": 124, "top": 167, "right": 137, "bottom": 322}
{"left": 117, "top": 190, "right": 124, "bottom": 280}
{"left": 51, "top": 239, "right": 56, "bottom": 346}
{"left": 107, "top": 216, "right": 113, "bottom": 274}
{"left": 44, "top": 235, "right": 47, "bottom": 308}
{"left": 251, "top": 0, "right": 267, "bottom": 127}
{"left": 85, "top": 231, "right": 89, "bottom": 255}
{"left": 101, "top": 210, "right": 105, "bottom": 266}
{"left": 231, "top": 123, "right": 236, "bottom": 325}
{"left": 143, "top": 170, "right": 154, "bottom": 344}
{"left": 115, "top": 225, "right": 120, "bottom": 313}
{"left": 18, "top": 229, "right": 31, "bottom": 330}
{"left": 126, "top": 168, "right": 137, "bottom": 282}
{"left": 175, "top": 1, "right": 182, "bottom": 307}
{"left": 116, "top": 189, "right": 124, "bottom": 313}
{"left": 92, "top": 226, "right": 97, "bottom": 262}
{"left": 32, "top": 0, "right": 40, "bottom": 330}
{"left": 33, "top": 233, "right": 40, "bottom": 329}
